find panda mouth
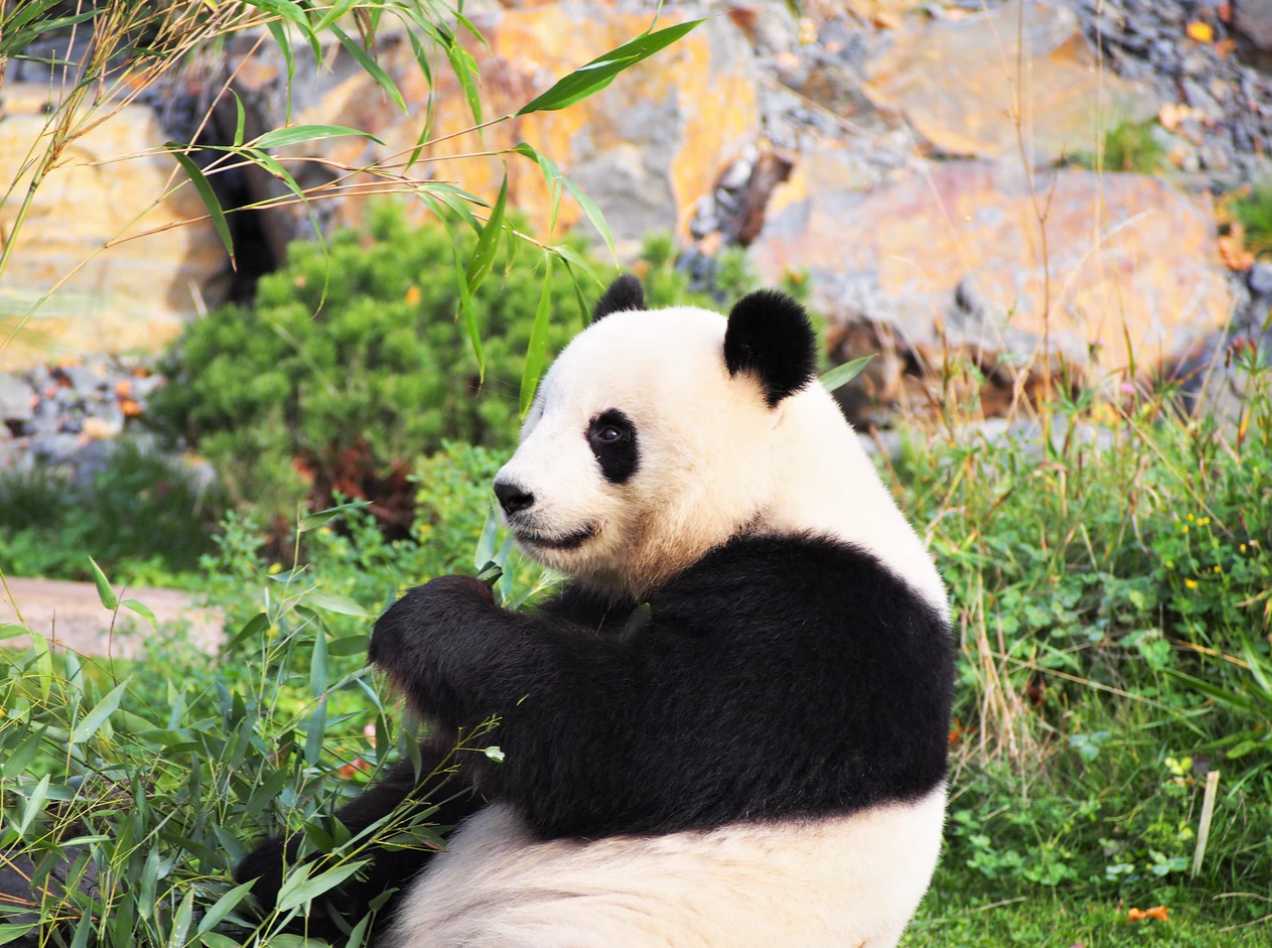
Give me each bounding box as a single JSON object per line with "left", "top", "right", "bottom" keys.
{"left": 515, "top": 524, "right": 597, "bottom": 551}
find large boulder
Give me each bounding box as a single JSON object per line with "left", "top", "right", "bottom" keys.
{"left": 0, "top": 85, "right": 226, "bottom": 371}
{"left": 226, "top": 5, "right": 758, "bottom": 256}
{"left": 751, "top": 153, "right": 1232, "bottom": 384}
{"left": 863, "top": 0, "right": 1157, "bottom": 165}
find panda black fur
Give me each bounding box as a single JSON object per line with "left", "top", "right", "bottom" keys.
{"left": 237, "top": 278, "right": 954, "bottom": 947}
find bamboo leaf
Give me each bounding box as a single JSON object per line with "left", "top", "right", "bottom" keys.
{"left": 87, "top": 555, "right": 118, "bottom": 610}
{"left": 167, "top": 146, "right": 235, "bottom": 267}
{"left": 310, "top": 624, "right": 328, "bottom": 698}
{"left": 123, "top": 599, "right": 158, "bottom": 630}
{"left": 0, "top": 925, "right": 37, "bottom": 946}
{"left": 514, "top": 143, "right": 615, "bottom": 262}
{"left": 332, "top": 24, "right": 407, "bottom": 114}
{"left": 167, "top": 887, "right": 195, "bottom": 948}
{"left": 305, "top": 696, "right": 327, "bottom": 766}
{"left": 466, "top": 175, "right": 508, "bottom": 292}
{"left": 820, "top": 355, "right": 875, "bottom": 394}
{"left": 517, "top": 20, "right": 702, "bottom": 115}
{"left": 232, "top": 90, "right": 246, "bottom": 147}
{"left": 277, "top": 859, "right": 370, "bottom": 913}
{"left": 196, "top": 879, "right": 256, "bottom": 936}
{"left": 267, "top": 19, "right": 296, "bottom": 123}
{"left": 445, "top": 40, "right": 482, "bottom": 126}
{"left": 70, "top": 681, "right": 128, "bottom": 745}
{"left": 254, "top": 124, "right": 383, "bottom": 150}
{"left": 520, "top": 254, "right": 554, "bottom": 417}
{"left": 452, "top": 241, "right": 485, "bottom": 382}
{"left": 0, "top": 623, "right": 26, "bottom": 640}
{"left": 307, "top": 592, "right": 367, "bottom": 618}
{"left": 16, "top": 774, "right": 50, "bottom": 837}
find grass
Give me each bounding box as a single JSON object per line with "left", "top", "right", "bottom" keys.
{"left": 1233, "top": 181, "right": 1272, "bottom": 256}
{"left": 1070, "top": 120, "right": 1165, "bottom": 175}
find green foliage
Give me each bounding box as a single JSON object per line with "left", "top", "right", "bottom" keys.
{"left": 1233, "top": 180, "right": 1272, "bottom": 256}
{"left": 1071, "top": 120, "right": 1165, "bottom": 174}
{"left": 0, "top": 442, "right": 221, "bottom": 586}
{"left": 887, "top": 360, "right": 1272, "bottom": 910}
{"left": 151, "top": 203, "right": 587, "bottom": 524}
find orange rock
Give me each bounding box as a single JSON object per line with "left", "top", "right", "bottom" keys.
{"left": 120, "top": 398, "right": 143, "bottom": 418}
{"left": 863, "top": 0, "right": 1156, "bottom": 164}
{"left": 0, "top": 85, "right": 225, "bottom": 371}
{"left": 115, "top": 379, "right": 133, "bottom": 399}
{"left": 751, "top": 157, "right": 1232, "bottom": 379}
{"left": 269, "top": 9, "right": 758, "bottom": 248}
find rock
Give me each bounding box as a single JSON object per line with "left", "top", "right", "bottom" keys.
{"left": 863, "top": 0, "right": 1157, "bottom": 164}
{"left": 0, "top": 85, "right": 227, "bottom": 371}
{"left": 0, "top": 374, "right": 33, "bottom": 422}
{"left": 750, "top": 159, "right": 1232, "bottom": 382}
{"left": 1249, "top": 262, "right": 1272, "bottom": 297}
{"left": 1236, "top": 0, "right": 1272, "bottom": 52}
{"left": 225, "top": 6, "right": 758, "bottom": 253}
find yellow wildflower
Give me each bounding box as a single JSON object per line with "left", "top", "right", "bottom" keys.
{"left": 1213, "top": 565, "right": 1222, "bottom": 574}
{"left": 1240, "top": 544, "right": 1248, "bottom": 554}
{"left": 1184, "top": 578, "right": 1199, "bottom": 590}
{"left": 268, "top": 562, "right": 283, "bottom": 575}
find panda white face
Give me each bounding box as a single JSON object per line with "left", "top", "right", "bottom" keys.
{"left": 494, "top": 306, "right": 775, "bottom": 596}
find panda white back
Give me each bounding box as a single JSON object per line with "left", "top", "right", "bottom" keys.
{"left": 379, "top": 279, "right": 952, "bottom": 947}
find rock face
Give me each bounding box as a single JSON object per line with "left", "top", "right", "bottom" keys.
{"left": 864, "top": 0, "right": 1157, "bottom": 164}
{"left": 751, "top": 156, "right": 1232, "bottom": 379}
{"left": 227, "top": 6, "right": 758, "bottom": 255}
{"left": 0, "top": 85, "right": 226, "bottom": 371}
{"left": 1236, "top": 0, "right": 1272, "bottom": 53}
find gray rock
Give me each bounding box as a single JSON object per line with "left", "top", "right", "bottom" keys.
{"left": 1249, "top": 261, "right": 1272, "bottom": 297}
{"left": 31, "top": 433, "right": 81, "bottom": 465}
{"left": 1236, "top": 0, "right": 1272, "bottom": 52}
{"left": 0, "top": 373, "right": 33, "bottom": 422}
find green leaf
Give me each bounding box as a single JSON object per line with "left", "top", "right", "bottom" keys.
{"left": 29, "top": 631, "right": 52, "bottom": 701}
{"left": 466, "top": 175, "right": 508, "bottom": 292}
{"left": 70, "top": 680, "right": 128, "bottom": 745}
{"left": 167, "top": 887, "right": 195, "bottom": 948}
{"left": 16, "top": 774, "right": 50, "bottom": 837}
{"left": 246, "top": 0, "right": 319, "bottom": 61}
{"left": 199, "top": 934, "right": 241, "bottom": 948}
{"left": 332, "top": 24, "right": 407, "bottom": 114}
{"left": 514, "top": 143, "right": 616, "bottom": 263}
{"left": 87, "top": 555, "right": 118, "bottom": 610}
{"left": 819, "top": 355, "right": 875, "bottom": 394}
{"left": 231, "top": 90, "right": 246, "bottom": 147}
{"left": 310, "top": 624, "right": 328, "bottom": 697}
{"left": 451, "top": 241, "right": 485, "bottom": 382}
{"left": 444, "top": 39, "right": 482, "bottom": 126}
{"left": 267, "top": 19, "right": 295, "bottom": 123}
{"left": 305, "top": 696, "right": 327, "bottom": 767}
{"left": 307, "top": 592, "right": 367, "bottom": 618}
{"left": 277, "top": 859, "right": 370, "bottom": 913}
{"left": 343, "top": 915, "right": 371, "bottom": 948}
{"left": 313, "top": 0, "right": 356, "bottom": 32}
{"left": 123, "top": 599, "right": 158, "bottom": 630}
{"left": 517, "top": 19, "right": 702, "bottom": 115}
{"left": 167, "top": 146, "right": 235, "bottom": 266}
{"left": 2, "top": 728, "right": 44, "bottom": 778}
{"left": 520, "top": 254, "right": 554, "bottom": 416}
{"left": 254, "top": 123, "right": 384, "bottom": 150}
{"left": 196, "top": 879, "right": 257, "bottom": 936}
{"left": 0, "top": 925, "right": 38, "bottom": 947}
{"left": 0, "top": 623, "right": 27, "bottom": 640}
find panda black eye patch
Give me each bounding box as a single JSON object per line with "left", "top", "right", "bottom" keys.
{"left": 587, "top": 409, "right": 638, "bottom": 484}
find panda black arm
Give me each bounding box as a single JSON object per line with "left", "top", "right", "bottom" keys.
{"left": 368, "top": 536, "right": 953, "bottom": 841}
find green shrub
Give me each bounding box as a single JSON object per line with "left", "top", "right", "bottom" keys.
{"left": 1071, "top": 120, "right": 1165, "bottom": 174}
{"left": 0, "top": 442, "right": 221, "bottom": 586}
{"left": 153, "top": 204, "right": 814, "bottom": 531}
{"left": 1233, "top": 180, "right": 1272, "bottom": 256}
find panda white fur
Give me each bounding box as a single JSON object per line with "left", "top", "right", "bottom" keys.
{"left": 238, "top": 276, "right": 953, "bottom": 947}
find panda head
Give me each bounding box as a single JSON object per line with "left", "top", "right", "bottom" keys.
{"left": 493, "top": 274, "right": 818, "bottom": 598}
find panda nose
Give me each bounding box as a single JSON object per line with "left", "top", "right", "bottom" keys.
{"left": 494, "top": 480, "right": 535, "bottom": 516}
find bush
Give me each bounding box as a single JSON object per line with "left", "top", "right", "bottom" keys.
{"left": 153, "top": 204, "right": 813, "bottom": 534}
{"left": 0, "top": 442, "right": 221, "bottom": 586}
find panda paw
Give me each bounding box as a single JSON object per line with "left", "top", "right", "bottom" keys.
{"left": 234, "top": 835, "right": 291, "bottom": 912}
{"left": 369, "top": 575, "right": 495, "bottom": 672}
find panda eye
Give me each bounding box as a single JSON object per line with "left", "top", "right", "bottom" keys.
{"left": 596, "top": 425, "right": 623, "bottom": 444}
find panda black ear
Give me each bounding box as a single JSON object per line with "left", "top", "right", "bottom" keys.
{"left": 592, "top": 274, "right": 645, "bottom": 322}
{"left": 724, "top": 290, "right": 816, "bottom": 408}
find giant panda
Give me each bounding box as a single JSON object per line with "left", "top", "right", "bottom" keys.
{"left": 238, "top": 276, "right": 954, "bottom": 947}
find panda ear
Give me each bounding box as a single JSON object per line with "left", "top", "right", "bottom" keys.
{"left": 592, "top": 274, "right": 645, "bottom": 322}
{"left": 724, "top": 290, "right": 817, "bottom": 408}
